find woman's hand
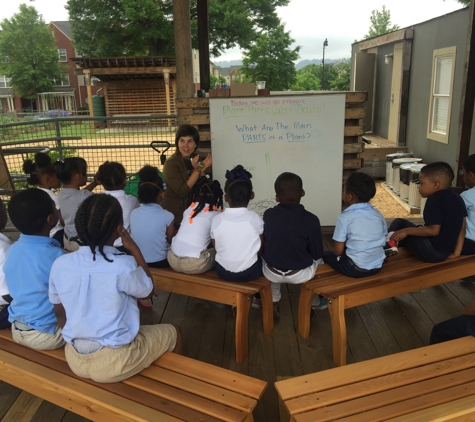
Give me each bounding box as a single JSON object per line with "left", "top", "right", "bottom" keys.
{"left": 201, "top": 153, "right": 212, "bottom": 170}
{"left": 190, "top": 155, "right": 201, "bottom": 171}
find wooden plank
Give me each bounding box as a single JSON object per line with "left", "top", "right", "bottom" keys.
{"left": 344, "top": 108, "right": 366, "bottom": 119}
{"left": 343, "top": 143, "right": 364, "bottom": 154}
{"left": 344, "top": 92, "right": 368, "bottom": 103}
{"left": 343, "top": 158, "right": 362, "bottom": 169}
{"left": 176, "top": 98, "right": 209, "bottom": 108}
{"left": 1, "top": 391, "right": 43, "bottom": 422}
{"left": 344, "top": 126, "right": 364, "bottom": 136}
{"left": 285, "top": 355, "right": 475, "bottom": 417}
{"left": 359, "top": 29, "right": 413, "bottom": 51}
{"left": 29, "top": 400, "right": 69, "bottom": 422}
{"left": 178, "top": 114, "right": 211, "bottom": 125}
{"left": 0, "top": 351, "right": 181, "bottom": 422}
{"left": 274, "top": 337, "right": 475, "bottom": 400}
{"left": 0, "top": 381, "right": 23, "bottom": 419}
{"left": 386, "top": 395, "right": 475, "bottom": 422}
{"left": 154, "top": 353, "right": 267, "bottom": 400}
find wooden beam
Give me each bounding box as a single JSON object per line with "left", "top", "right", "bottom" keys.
{"left": 456, "top": 0, "right": 475, "bottom": 187}
{"left": 174, "top": 0, "right": 194, "bottom": 98}
{"left": 197, "top": 0, "right": 211, "bottom": 92}
{"left": 359, "top": 29, "right": 414, "bottom": 51}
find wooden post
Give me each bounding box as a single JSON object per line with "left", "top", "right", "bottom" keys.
{"left": 456, "top": 0, "right": 475, "bottom": 187}
{"left": 173, "top": 0, "right": 194, "bottom": 98}
{"left": 84, "top": 70, "right": 95, "bottom": 131}
{"left": 197, "top": 0, "right": 210, "bottom": 92}
{"left": 163, "top": 69, "right": 172, "bottom": 128}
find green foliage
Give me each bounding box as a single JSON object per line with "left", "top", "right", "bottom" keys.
{"left": 364, "top": 5, "right": 400, "bottom": 39}
{"left": 210, "top": 74, "right": 226, "bottom": 88}
{"left": 66, "top": 0, "right": 290, "bottom": 57}
{"left": 291, "top": 67, "right": 320, "bottom": 91}
{"left": 241, "top": 23, "right": 300, "bottom": 91}
{"left": 0, "top": 5, "right": 67, "bottom": 100}
{"left": 329, "top": 60, "right": 351, "bottom": 91}
{"left": 291, "top": 62, "right": 350, "bottom": 92}
{"left": 454, "top": 0, "right": 470, "bottom": 4}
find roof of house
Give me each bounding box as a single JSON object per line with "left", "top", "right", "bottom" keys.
{"left": 50, "top": 21, "right": 72, "bottom": 40}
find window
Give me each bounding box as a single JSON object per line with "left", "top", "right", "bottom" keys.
{"left": 53, "top": 73, "right": 70, "bottom": 86}
{"left": 0, "top": 76, "right": 11, "bottom": 88}
{"left": 58, "top": 49, "right": 67, "bottom": 62}
{"left": 427, "top": 46, "right": 456, "bottom": 144}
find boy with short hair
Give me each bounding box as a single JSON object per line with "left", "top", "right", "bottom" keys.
{"left": 261, "top": 172, "right": 324, "bottom": 318}
{"left": 5, "top": 189, "right": 66, "bottom": 349}
{"left": 389, "top": 162, "right": 466, "bottom": 262}
{"left": 0, "top": 200, "right": 12, "bottom": 330}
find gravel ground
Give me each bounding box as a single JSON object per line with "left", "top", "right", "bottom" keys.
{"left": 371, "top": 182, "right": 422, "bottom": 219}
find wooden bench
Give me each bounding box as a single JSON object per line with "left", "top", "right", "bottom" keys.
{"left": 298, "top": 248, "right": 475, "bottom": 366}
{"left": 275, "top": 336, "right": 475, "bottom": 421}
{"left": 149, "top": 267, "right": 274, "bottom": 364}
{"left": 0, "top": 329, "right": 267, "bottom": 422}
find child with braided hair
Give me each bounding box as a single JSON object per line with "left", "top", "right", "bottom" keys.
{"left": 324, "top": 172, "right": 387, "bottom": 278}
{"left": 23, "top": 152, "right": 64, "bottom": 246}
{"left": 167, "top": 176, "right": 223, "bottom": 274}
{"left": 210, "top": 165, "right": 264, "bottom": 282}
{"left": 55, "top": 157, "right": 99, "bottom": 251}
{"left": 97, "top": 161, "right": 139, "bottom": 253}
{"left": 129, "top": 165, "right": 175, "bottom": 269}
{"left": 49, "top": 194, "right": 182, "bottom": 383}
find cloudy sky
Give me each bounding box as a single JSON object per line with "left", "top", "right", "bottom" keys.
{"left": 0, "top": 0, "right": 466, "bottom": 61}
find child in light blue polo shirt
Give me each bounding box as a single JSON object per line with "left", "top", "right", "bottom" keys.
{"left": 5, "top": 189, "right": 66, "bottom": 350}
{"left": 324, "top": 172, "right": 387, "bottom": 278}
{"left": 461, "top": 154, "right": 475, "bottom": 256}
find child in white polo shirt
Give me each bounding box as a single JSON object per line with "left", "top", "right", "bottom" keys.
{"left": 49, "top": 194, "right": 182, "bottom": 383}
{"left": 211, "top": 165, "right": 264, "bottom": 282}
{"left": 97, "top": 161, "right": 139, "bottom": 254}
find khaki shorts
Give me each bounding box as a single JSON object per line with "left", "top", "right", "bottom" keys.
{"left": 65, "top": 324, "right": 177, "bottom": 383}
{"left": 11, "top": 322, "right": 65, "bottom": 350}
{"left": 63, "top": 236, "right": 80, "bottom": 252}
{"left": 167, "top": 248, "right": 216, "bottom": 274}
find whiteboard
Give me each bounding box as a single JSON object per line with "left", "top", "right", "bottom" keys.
{"left": 210, "top": 94, "right": 346, "bottom": 226}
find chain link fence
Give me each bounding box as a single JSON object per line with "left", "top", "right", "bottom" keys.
{"left": 0, "top": 115, "right": 178, "bottom": 193}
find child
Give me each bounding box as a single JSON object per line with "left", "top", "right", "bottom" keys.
{"left": 0, "top": 200, "right": 12, "bottom": 330}
{"left": 210, "top": 165, "right": 263, "bottom": 282}
{"left": 130, "top": 165, "right": 175, "bottom": 268}
{"left": 23, "top": 152, "right": 64, "bottom": 247}
{"left": 324, "top": 172, "right": 387, "bottom": 278}
{"left": 430, "top": 300, "right": 475, "bottom": 344}
{"left": 49, "top": 194, "right": 182, "bottom": 383}
{"left": 262, "top": 173, "right": 325, "bottom": 317}
{"left": 168, "top": 176, "right": 223, "bottom": 274}
{"left": 389, "top": 162, "right": 466, "bottom": 262}
{"left": 460, "top": 154, "right": 475, "bottom": 255}
{"left": 4, "top": 189, "right": 66, "bottom": 349}
{"left": 55, "top": 157, "right": 99, "bottom": 251}
{"left": 97, "top": 161, "right": 139, "bottom": 253}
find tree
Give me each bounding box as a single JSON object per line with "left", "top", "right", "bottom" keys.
{"left": 329, "top": 60, "right": 351, "bottom": 91}
{"left": 364, "top": 5, "right": 399, "bottom": 39}
{"left": 453, "top": 0, "right": 469, "bottom": 4}
{"left": 240, "top": 23, "right": 300, "bottom": 91}
{"left": 0, "top": 5, "right": 66, "bottom": 100}
{"left": 66, "top": 0, "right": 290, "bottom": 57}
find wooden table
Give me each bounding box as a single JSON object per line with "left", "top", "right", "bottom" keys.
{"left": 275, "top": 336, "right": 475, "bottom": 421}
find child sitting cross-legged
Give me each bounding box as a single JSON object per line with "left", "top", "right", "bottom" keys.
{"left": 55, "top": 157, "right": 99, "bottom": 251}
{"left": 23, "top": 152, "right": 64, "bottom": 247}
{"left": 130, "top": 165, "right": 175, "bottom": 270}
{"left": 324, "top": 172, "right": 387, "bottom": 278}
{"left": 49, "top": 194, "right": 182, "bottom": 383}
{"left": 388, "top": 162, "right": 466, "bottom": 262}
{"left": 167, "top": 176, "right": 224, "bottom": 274}
{"left": 97, "top": 161, "right": 139, "bottom": 254}
{"left": 210, "top": 165, "right": 264, "bottom": 282}
{"left": 5, "top": 189, "right": 66, "bottom": 349}
{"left": 262, "top": 172, "right": 325, "bottom": 318}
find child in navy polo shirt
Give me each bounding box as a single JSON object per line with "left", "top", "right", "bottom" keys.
{"left": 5, "top": 189, "right": 66, "bottom": 349}
{"left": 389, "top": 162, "right": 466, "bottom": 262}
{"left": 262, "top": 172, "right": 325, "bottom": 318}
{"left": 324, "top": 172, "right": 387, "bottom": 278}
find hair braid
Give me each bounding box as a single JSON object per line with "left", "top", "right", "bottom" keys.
{"left": 188, "top": 177, "right": 223, "bottom": 221}
{"left": 75, "top": 195, "right": 123, "bottom": 262}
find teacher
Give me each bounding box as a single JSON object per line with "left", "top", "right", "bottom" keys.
{"left": 161, "top": 124, "right": 212, "bottom": 225}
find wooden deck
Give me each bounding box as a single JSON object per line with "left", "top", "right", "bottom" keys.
{"left": 1, "top": 231, "right": 474, "bottom": 421}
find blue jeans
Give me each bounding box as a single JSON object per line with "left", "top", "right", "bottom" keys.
{"left": 430, "top": 315, "right": 475, "bottom": 344}
{"left": 388, "top": 218, "right": 449, "bottom": 263}
{"left": 215, "top": 258, "right": 262, "bottom": 282}
{"left": 323, "top": 250, "right": 381, "bottom": 278}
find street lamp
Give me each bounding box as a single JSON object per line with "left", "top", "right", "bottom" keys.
{"left": 322, "top": 38, "right": 328, "bottom": 90}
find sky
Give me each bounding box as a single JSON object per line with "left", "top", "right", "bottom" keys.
{"left": 0, "top": 0, "right": 466, "bottom": 62}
